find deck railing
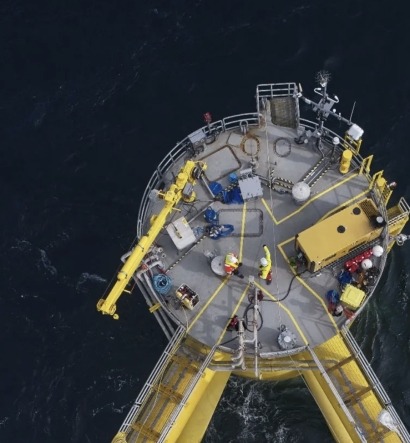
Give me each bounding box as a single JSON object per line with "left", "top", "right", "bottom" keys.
{"left": 341, "top": 326, "right": 410, "bottom": 442}
{"left": 389, "top": 197, "right": 410, "bottom": 226}
{"left": 256, "top": 82, "right": 300, "bottom": 125}
{"left": 157, "top": 343, "right": 219, "bottom": 442}
{"left": 134, "top": 96, "right": 396, "bottom": 332}
{"left": 118, "top": 326, "right": 186, "bottom": 434}
{"left": 308, "top": 345, "right": 368, "bottom": 442}
{"left": 136, "top": 113, "right": 260, "bottom": 238}
{"left": 257, "top": 82, "right": 298, "bottom": 98}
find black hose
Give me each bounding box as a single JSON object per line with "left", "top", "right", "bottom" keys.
{"left": 219, "top": 336, "right": 238, "bottom": 346}
{"left": 271, "top": 269, "right": 308, "bottom": 303}
{"left": 243, "top": 303, "right": 264, "bottom": 332}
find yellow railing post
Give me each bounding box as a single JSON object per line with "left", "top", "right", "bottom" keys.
{"left": 359, "top": 155, "right": 373, "bottom": 175}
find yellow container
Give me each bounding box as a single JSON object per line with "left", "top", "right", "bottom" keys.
{"left": 340, "top": 284, "right": 365, "bottom": 310}
{"left": 339, "top": 149, "right": 352, "bottom": 174}
{"left": 376, "top": 176, "right": 387, "bottom": 192}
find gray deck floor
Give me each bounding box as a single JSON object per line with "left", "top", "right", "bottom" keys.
{"left": 140, "top": 116, "right": 374, "bottom": 354}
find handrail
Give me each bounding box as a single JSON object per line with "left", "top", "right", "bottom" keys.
{"left": 341, "top": 327, "right": 410, "bottom": 442}
{"left": 136, "top": 113, "right": 260, "bottom": 238}
{"left": 256, "top": 82, "right": 298, "bottom": 100}
{"left": 118, "top": 326, "right": 186, "bottom": 434}
{"left": 256, "top": 82, "right": 299, "bottom": 125}
{"left": 158, "top": 343, "right": 220, "bottom": 443}
{"left": 307, "top": 345, "right": 368, "bottom": 442}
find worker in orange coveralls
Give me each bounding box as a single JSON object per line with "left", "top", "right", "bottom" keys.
{"left": 224, "top": 252, "right": 244, "bottom": 278}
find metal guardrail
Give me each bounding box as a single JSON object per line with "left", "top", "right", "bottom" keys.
{"left": 308, "top": 345, "right": 368, "bottom": 442}
{"left": 157, "top": 342, "right": 220, "bottom": 443}
{"left": 399, "top": 196, "right": 410, "bottom": 214}
{"left": 259, "top": 345, "right": 308, "bottom": 359}
{"left": 256, "top": 82, "right": 298, "bottom": 102}
{"left": 118, "top": 326, "right": 186, "bottom": 434}
{"left": 389, "top": 197, "right": 410, "bottom": 226}
{"left": 341, "top": 327, "right": 410, "bottom": 442}
{"left": 256, "top": 82, "right": 300, "bottom": 125}
{"left": 136, "top": 113, "right": 260, "bottom": 238}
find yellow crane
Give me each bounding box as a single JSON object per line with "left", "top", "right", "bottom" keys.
{"left": 97, "top": 160, "right": 207, "bottom": 319}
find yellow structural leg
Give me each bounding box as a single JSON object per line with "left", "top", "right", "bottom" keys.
{"left": 303, "top": 370, "right": 358, "bottom": 443}
{"left": 164, "top": 369, "right": 231, "bottom": 443}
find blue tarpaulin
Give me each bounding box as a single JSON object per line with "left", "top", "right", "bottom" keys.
{"left": 209, "top": 181, "right": 243, "bottom": 204}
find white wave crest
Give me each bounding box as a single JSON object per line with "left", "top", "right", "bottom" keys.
{"left": 76, "top": 273, "right": 107, "bottom": 293}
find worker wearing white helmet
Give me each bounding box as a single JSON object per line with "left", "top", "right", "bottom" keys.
{"left": 259, "top": 244, "right": 272, "bottom": 284}
{"left": 224, "top": 252, "right": 244, "bottom": 278}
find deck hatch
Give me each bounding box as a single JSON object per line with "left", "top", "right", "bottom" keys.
{"left": 201, "top": 145, "right": 241, "bottom": 182}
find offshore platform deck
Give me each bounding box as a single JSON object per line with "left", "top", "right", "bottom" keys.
{"left": 98, "top": 75, "right": 410, "bottom": 443}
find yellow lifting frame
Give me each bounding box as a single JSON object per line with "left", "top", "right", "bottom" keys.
{"left": 97, "top": 160, "right": 206, "bottom": 319}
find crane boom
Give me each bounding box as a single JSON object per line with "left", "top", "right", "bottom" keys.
{"left": 97, "top": 160, "right": 207, "bottom": 319}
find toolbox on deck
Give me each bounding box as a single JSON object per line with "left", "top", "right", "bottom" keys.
{"left": 340, "top": 284, "right": 366, "bottom": 310}
{"left": 176, "top": 284, "right": 199, "bottom": 310}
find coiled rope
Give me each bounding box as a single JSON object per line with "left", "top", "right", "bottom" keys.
{"left": 152, "top": 274, "right": 172, "bottom": 295}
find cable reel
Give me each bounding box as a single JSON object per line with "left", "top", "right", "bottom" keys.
{"left": 191, "top": 161, "right": 206, "bottom": 181}
{"left": 274, "top": 137, "right": 292, "bottom": 157}
{"left": 240, "top": 133, "right": 260, "bottom": 156}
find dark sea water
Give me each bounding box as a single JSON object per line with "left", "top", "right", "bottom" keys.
{"left": 1, "top": 1, "right": 410, "bottom": 442}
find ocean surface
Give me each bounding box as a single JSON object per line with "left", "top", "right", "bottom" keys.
{"left": 1, "top": 1, "right": 410, "bottom": 442}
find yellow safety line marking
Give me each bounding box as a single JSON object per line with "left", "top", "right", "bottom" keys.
{"left": 189, "top": 203, "right": 248, "bottom": 333}
{"left": 216, "top": 284, "right": 250, "bottom": 345}
{"left": 276, "top": 242, "right": 338, "bottom": 331}
{"left": 261, "top": 198, "right": 278, "bottom": 225}
{"left": 254, "top": 282, "right": 308, "bottom": 345}
{"left": 239, "top": 202, "right": 247, "bottom": 261}
{"left": 275, "top": 171, "right": 360, "bottom": 225}
{"left": 296, "top": 277, "right": 338, "bottom": 331}
{"left": 277, "top": 237, "right": 293, "bottom": 249}
{"left": 187, "top": 278, "right": 229, "bottom": 332}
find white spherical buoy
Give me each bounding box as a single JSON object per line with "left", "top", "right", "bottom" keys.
{"left": 372, "top": 245, "right": 384, "bottom": 257}
{"left": 292, "top": 182, "right": 311, "bottom": 205}
{"left": 361, "top": 258, "right": 373, "bottom": 270}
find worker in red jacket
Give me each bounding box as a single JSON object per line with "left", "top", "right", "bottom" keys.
{"left": 259, "top": 244, "right": 272, "bottom": 284}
